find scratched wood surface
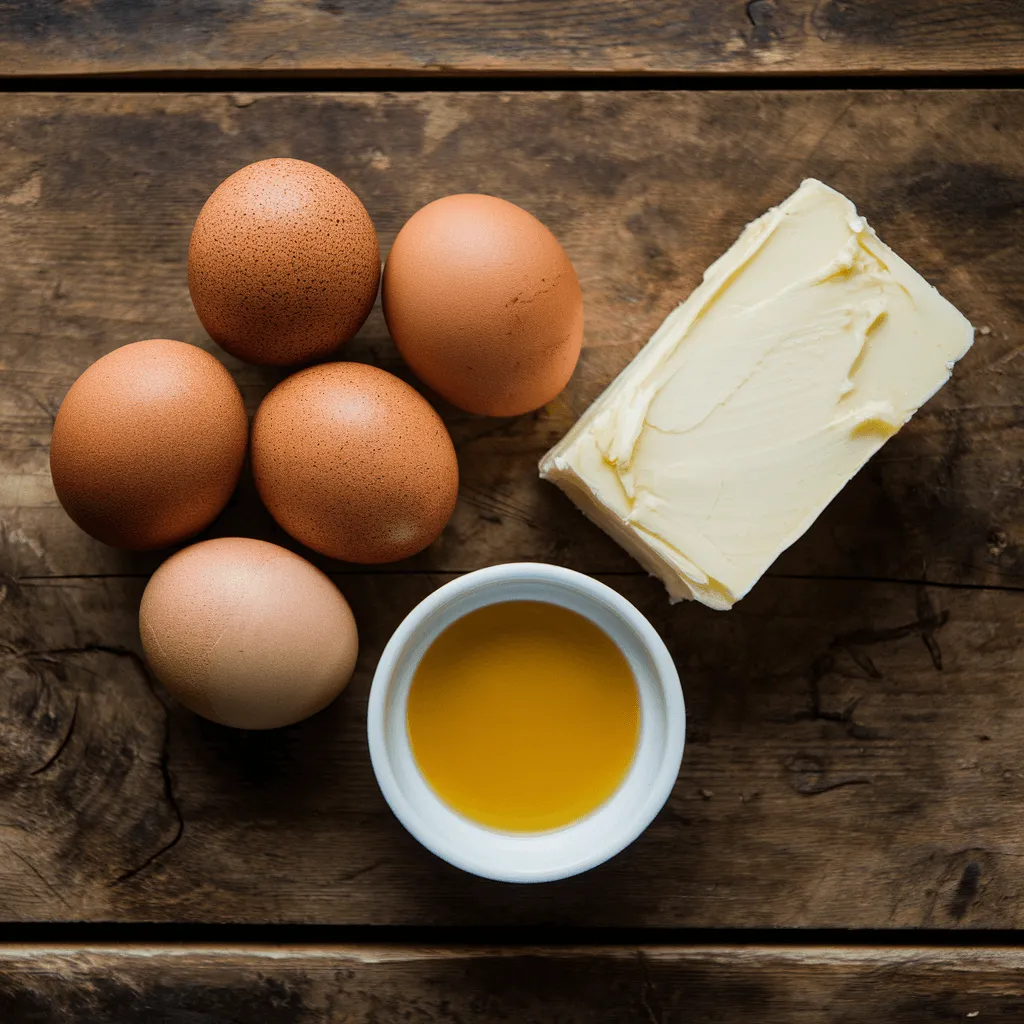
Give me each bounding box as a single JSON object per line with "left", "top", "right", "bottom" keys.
{"left": 0, "top": 91, "right": 1022, "bottom": 929}
{"left": 2, "top": 946, "right": 1024, "bottom": 1022}
{"left": 2, "top": 1, "right": 1023, "bottom": 77}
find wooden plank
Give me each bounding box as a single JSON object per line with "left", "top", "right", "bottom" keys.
{"left": 1, "top": 1, "right": 1023, "bottom": 77}
{"left": 1, "top": 945, "right": 1023, "bottom": 1021}
{"left": 1, "top": 571, "right": 1023, "bottom": 926}
{"left": 2, "top": 91, "right": 1023, "bottom": 928}
{"left": 0, "top": 91, "right": 1021, "bottom": 589}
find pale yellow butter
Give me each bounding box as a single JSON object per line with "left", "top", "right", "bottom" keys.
{"left": 539, "top": 178, "right": 974, "bottom": 610}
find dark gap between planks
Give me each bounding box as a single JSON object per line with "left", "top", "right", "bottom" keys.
{"left": 0, "top": 72, "right": 1022, "bottom": 92}
{"left": 1, "top": 924, "right": 1024, "bottom": 947}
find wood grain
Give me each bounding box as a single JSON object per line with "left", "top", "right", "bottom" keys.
{"left": 0, "top": 91, "right": 1021, "bottom": 589}
{"left": 1, "top": 945, "right": 1023, "bottom": 1022}
{"left": 2, "top": 571, "right": 1023, "bottom": 926}
{"left": 1, "top": 1, "right": 1023, "bottom": 77}
{"left": 1, "top": 92, "right": 1023, "bottom": 928}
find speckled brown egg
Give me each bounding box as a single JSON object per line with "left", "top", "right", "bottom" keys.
{"left": 188, "top": 158, "right": 380, "bottom": 366}
{"left": 49, "top": 339, "right": 248, "bottom": 551}
{"left": 251, "top": 362, "right": 458, "bottom": 563}
{"left": 381, "top": 194, "right": 584, "bottom": 417}
{"left": 140, "top": 537, "right": 359, "bottom": 730}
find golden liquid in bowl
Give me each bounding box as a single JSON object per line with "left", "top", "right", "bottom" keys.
{"left": 406, "top": 600, "right": 639, "bottom": 832}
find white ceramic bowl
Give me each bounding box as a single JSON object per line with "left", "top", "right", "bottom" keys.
{"left": 367, "top": 562, "right": 685, "bottom": 883}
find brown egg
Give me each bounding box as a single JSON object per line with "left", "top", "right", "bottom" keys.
{"left": 49, "top": 339, "right": 247, "bottom": 551}
{"left": 188, "top": 158, "right": 380, "bottom": 366}
{"left": 140, "top": 538, "right": 358, "bottom": 729}
{"left": 381, "top": 193, "right": 584, "bottom": 417}
{"left": 251, "top": 362, "right": 458, "bottom": 563}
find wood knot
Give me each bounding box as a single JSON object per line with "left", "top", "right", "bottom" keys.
{"left": 746, "top": 0, "right": 782, "bottom": 44}
{"left": 987, "top": 528, "right": 1009, "bottom": 557}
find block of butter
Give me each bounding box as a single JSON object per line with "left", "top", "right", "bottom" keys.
{"left": 539, "top": 178, "right": 974, "bottom": 610}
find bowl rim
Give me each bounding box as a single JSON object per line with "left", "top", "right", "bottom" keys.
{"left": 367, "top": 561, "right": 685, "bottom": 883}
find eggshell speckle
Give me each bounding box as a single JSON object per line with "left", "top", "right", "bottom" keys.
{"left": 140, "top": 537, "right": 359, "bottom": 730}
{"left": 188, "top": 158, "right": 381, "bottom": 366}
{"left": 251, "top": 362, "right": 459, "bottom": 563}
{"left": 382, "top": 193, "right": 584, "bottom": 416}
{"left": 49, "top": 339, "right": 247, "bottom": 551}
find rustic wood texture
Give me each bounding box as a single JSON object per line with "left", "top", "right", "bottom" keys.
{"left": 0, "top": 91, "right": 1022, "bottom": 928}
{"left": 2, "top": 945, "right": 1024, "bottom": 1022}
{"left": 2, "top": 576, "right": 1024, "bottom": 926}
{"left": 2, "top": 1, "right": 1024, "bottom": 77}
{"left": 1, "top": 91, "right": 1021, "bottom": 588}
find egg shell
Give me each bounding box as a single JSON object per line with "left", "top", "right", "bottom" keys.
{"left": 140, "top": 537, "right": 359, "bottom": 730}
{"left": 188, "top": 158, "right": 381, "bottom": 366}
{"left": 251, "top": 362, "right": 459, "bottom": 563}
{"left": 49, "top": 339, "right": 248, "bottom": 551}
{"left": 382, "top": 193, "right": 584, "bottom": 417}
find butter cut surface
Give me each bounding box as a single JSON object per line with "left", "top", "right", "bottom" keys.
{"left": 539, "top": 178, "right": 974, "bottom": 611}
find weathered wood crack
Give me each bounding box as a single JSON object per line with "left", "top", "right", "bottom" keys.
{"left": 94, "top": 646, "right": 185, "bottom": 887}
{"left": 24, "top": 643, "right": 186, "bottom": 887}
{"left": 29, "top": 693, "right": 78, "bottom": 775}
{"left": 832, "top": 587, "right": 949, "bottom": 673}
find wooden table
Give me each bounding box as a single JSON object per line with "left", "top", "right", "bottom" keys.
{"left": 2, "top": 4, "right": 1024, "bottom": 1020}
